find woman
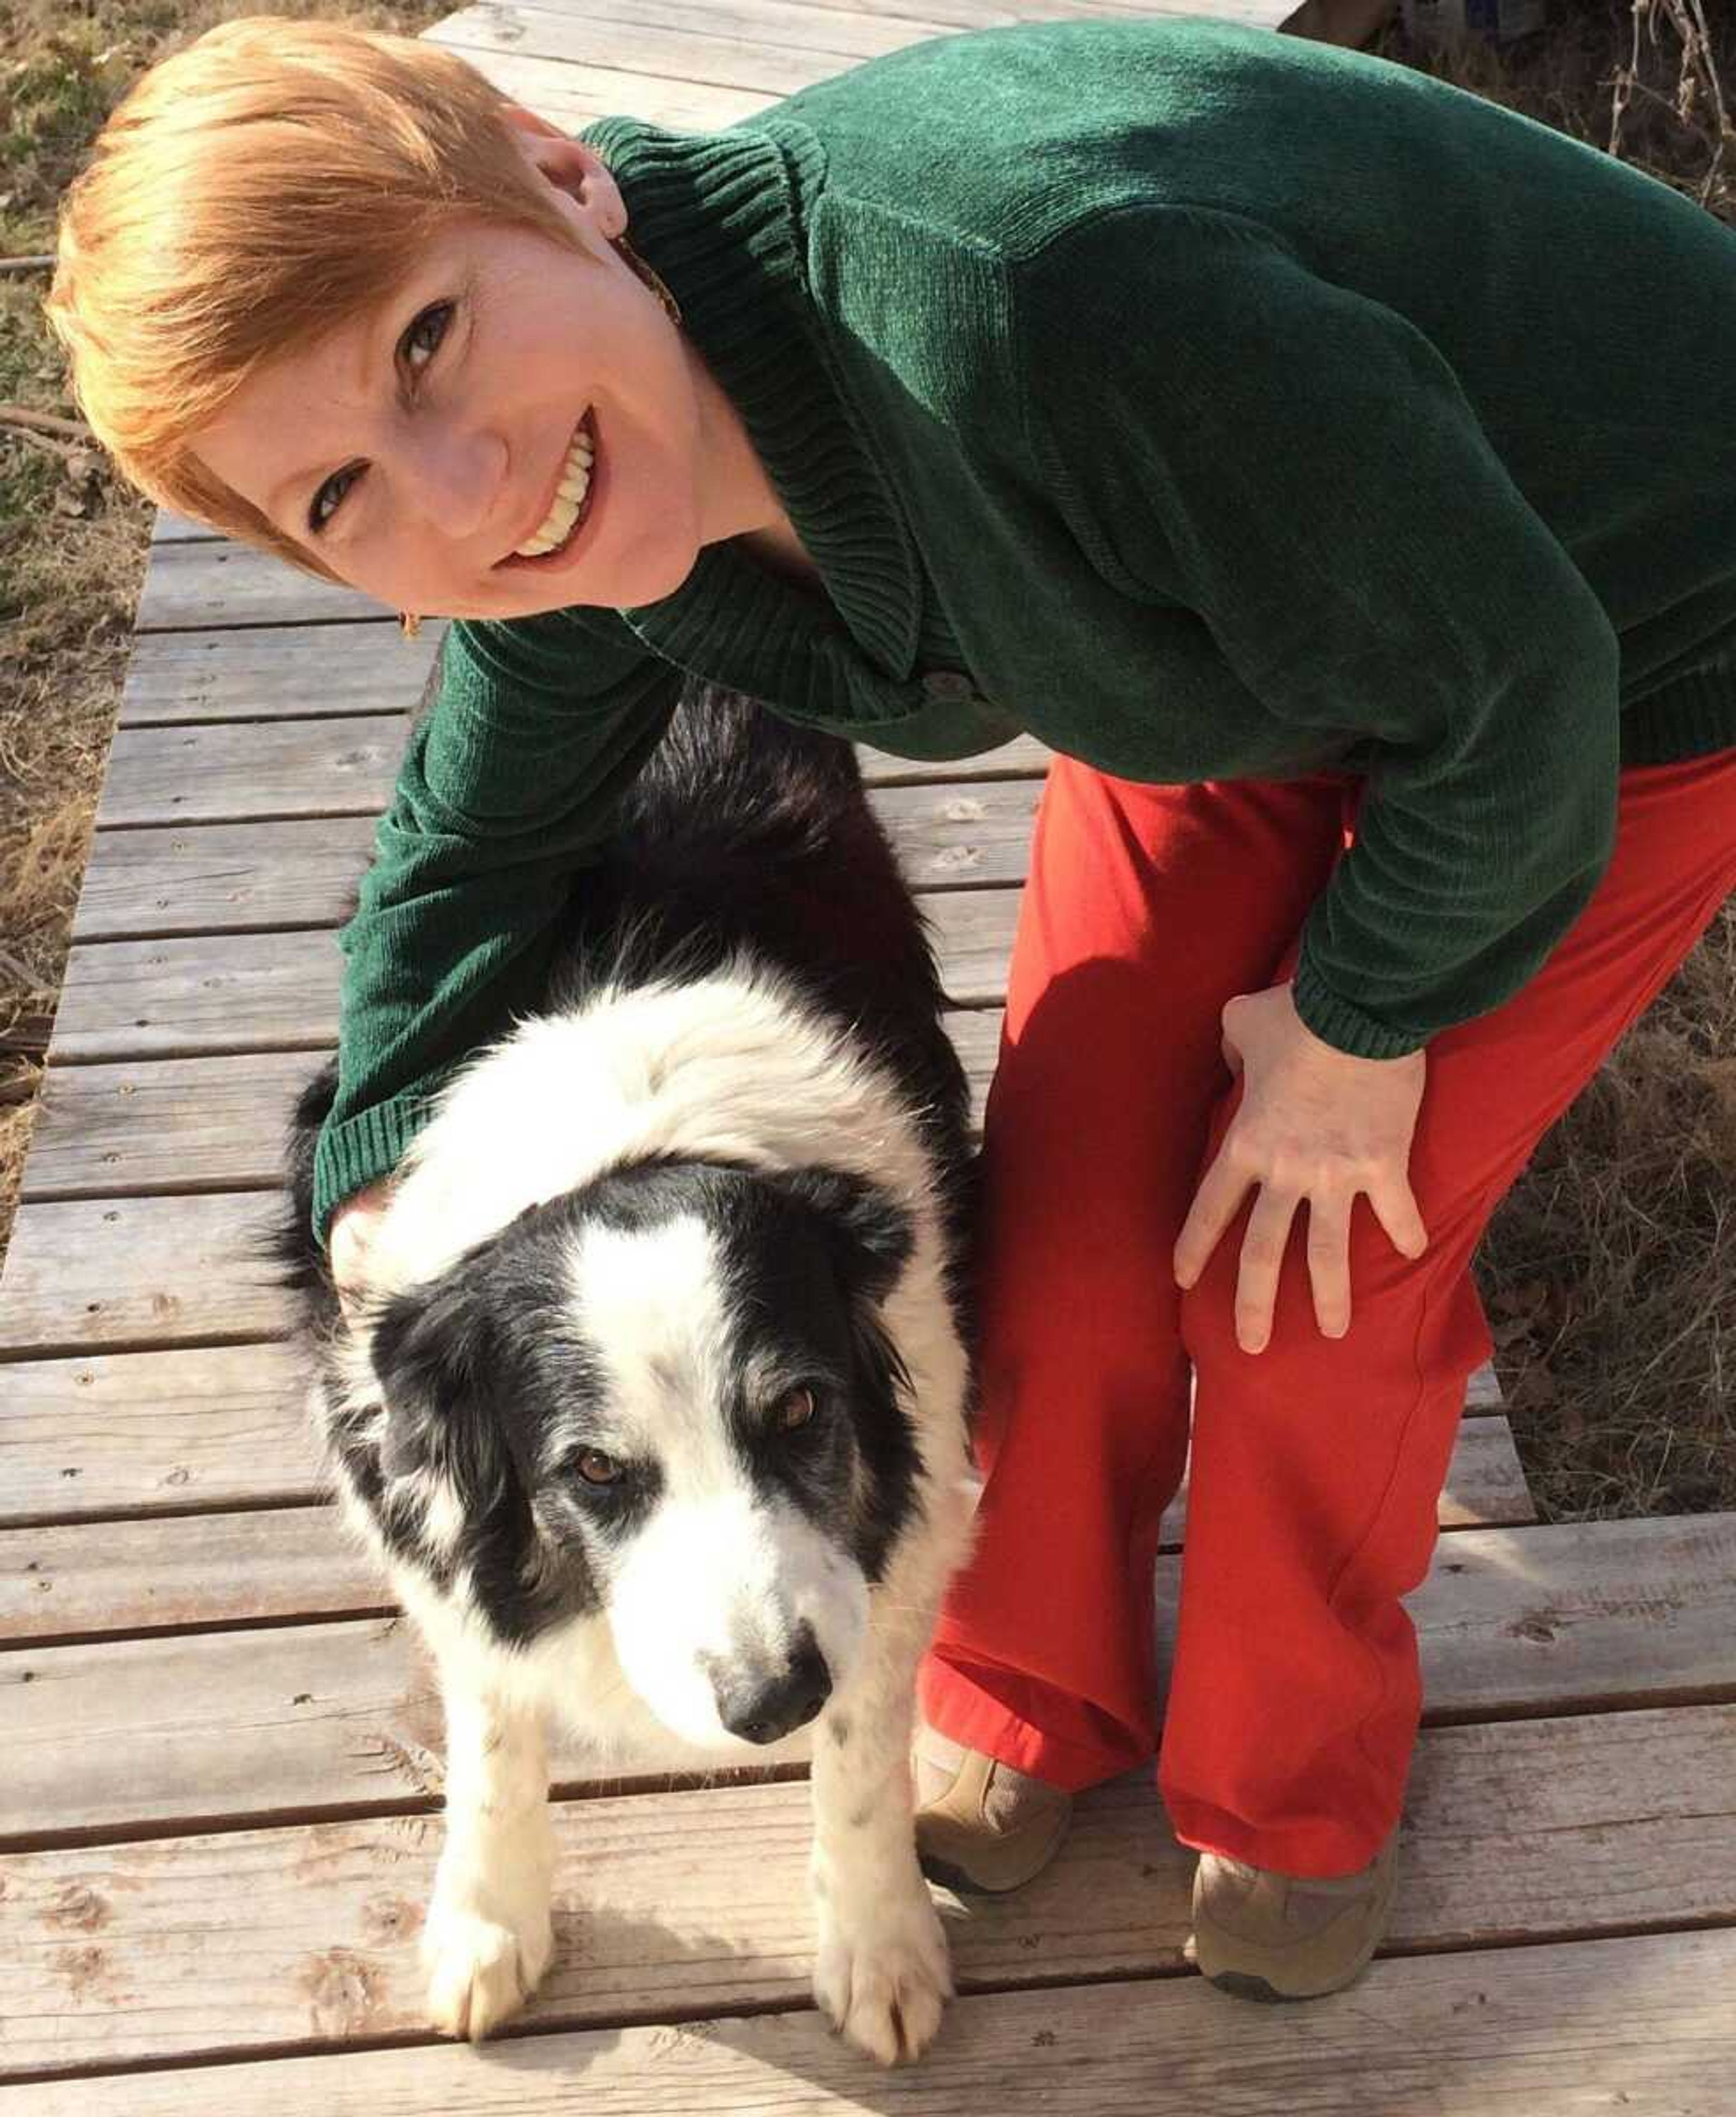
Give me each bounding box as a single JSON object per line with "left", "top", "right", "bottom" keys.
{"left": 47, "top": 10, "right": 1736, "bottom": 2003}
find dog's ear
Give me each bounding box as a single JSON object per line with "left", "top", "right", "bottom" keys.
{"left": 367, "top": 1265, "right": 508, "bottom": 1496}
{"left": 769, "top": 1165, "right": 914, "bottom": 1307}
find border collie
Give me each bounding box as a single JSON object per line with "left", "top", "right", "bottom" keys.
{"left": 277, "top": 679, "right": 978, "bottom": 2066}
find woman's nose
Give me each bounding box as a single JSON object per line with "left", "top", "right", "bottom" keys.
{"left": 399, "top": 429, "right": 507, "bottom": 547}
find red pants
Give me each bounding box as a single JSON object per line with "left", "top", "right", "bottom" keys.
{"left": 918, "top": 745, "right": 1736, "bottom": 1876}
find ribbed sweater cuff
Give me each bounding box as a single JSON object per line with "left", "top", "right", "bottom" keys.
{"left": 1291, "top": 954, "right": 1429, "bottom": 1062}
{"left": 1619, "top": 664, "right": 1736, "bottom": 768}
{"left": 311, "top": 1094, "right": 430, "bottom": 1248}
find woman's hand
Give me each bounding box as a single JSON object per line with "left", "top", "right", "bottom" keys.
{"left": 1173, "top": 981, "right": 1429, "bottom": 1353}
{"left": 328, "top": 1178, "right": 396, "bottom": 1317}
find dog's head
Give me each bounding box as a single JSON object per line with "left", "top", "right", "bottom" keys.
{"left": 360, "top": 1154, "right": 923, "bottom": 1748}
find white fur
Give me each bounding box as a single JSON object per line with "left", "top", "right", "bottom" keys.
{"left": 321, "top": 964, "right": 978, "bottom": 2064}
{"left": 364, "top": 967, "right": 935, "bottom": 1296}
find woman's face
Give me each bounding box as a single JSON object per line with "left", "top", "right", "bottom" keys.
{"left": 189, "top": 110, "right": 769, "bottom": 621}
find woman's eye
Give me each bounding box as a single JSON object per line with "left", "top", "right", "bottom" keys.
{"left": 774, "top": 1386, "right": 818, "bottom": 1435}
{"left": 404, "top": 299, "right": 453, "bottom": 372}
{"left": 576, "top": 1448, "right": 622, "bottom": 1487}
{"left": 309, "top": 463, "right": 359, "bottom": 536}
{"left": 306, "top": 299, "right": 455, "bottom": 535}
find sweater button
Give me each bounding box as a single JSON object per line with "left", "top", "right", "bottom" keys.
{"left": 922, "top": 669, "right": 976, "bottom": 702}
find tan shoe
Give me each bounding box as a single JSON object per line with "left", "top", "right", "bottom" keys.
{"left": 1189, "top": 1831, "right": 1399, "bottom": 2001}
{"left": 910, "top": 1726, "right": 1073, "bottom": 1895}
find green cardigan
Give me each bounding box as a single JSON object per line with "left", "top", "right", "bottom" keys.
{"left": 311, "top": 14, "right": 1736, "bottom": 1239}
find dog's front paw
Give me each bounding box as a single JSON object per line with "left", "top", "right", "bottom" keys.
{"left": 420, "top": 1892, "right": 555, "bottom": 2042}
{"left": 812, "top": 1879, "right": 953, "bottom": 2065}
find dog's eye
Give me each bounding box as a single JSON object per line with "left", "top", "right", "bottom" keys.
{"left": 576, "top": 1448, "right": 622, "bottom": 1486}
{"left": 773, "top": 1386, "right": 817, "bottom": 1434}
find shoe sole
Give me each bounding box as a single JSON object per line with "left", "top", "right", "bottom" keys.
{"left": 918, "top": 1850, "right": 1009, "bottom": 1896}
{"left": 1200, "top": 1933, "right": 1380, "bottom": 2004}
{"left": 1194, "top": 1849, "right": 1398, "bottom": 2002}
{"left": 1204, "top": 1971, "right": 1291, "bottom": 2004}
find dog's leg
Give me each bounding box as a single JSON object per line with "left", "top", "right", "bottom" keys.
{"left": 420, "top": 1662, "right": 557, "bottom": 2042}
{"left": 808, "top": 1584, "right": 954, "bottom": 2065}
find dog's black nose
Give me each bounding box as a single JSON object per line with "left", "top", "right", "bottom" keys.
{"left": 715, "top": 1627, "right": 833, "bottom": 1745}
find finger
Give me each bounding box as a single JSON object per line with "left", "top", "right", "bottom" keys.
{"left": 1372, "top": 1180, "right": 1430, "bottom": 1261}
{"left": 1235, "top": 1184, "right": 1298, "bottom": 1355}
{"left": 1174, "top": 1143, "right": 1252, "bottom": 1289}
{"left": 1305, "top": 1192, "right": 1354, "bottom": 1339}
{"left": 1218, "top": 995, "right": 1247, "bottom": 1079}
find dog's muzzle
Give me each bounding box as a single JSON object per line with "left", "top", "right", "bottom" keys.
{"left": 712, "top": 1622, "right": 833, "bottom": 1745}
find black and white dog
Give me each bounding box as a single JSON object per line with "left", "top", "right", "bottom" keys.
{"left": 277, "top": 680, "right": 978, "bottom": 2065}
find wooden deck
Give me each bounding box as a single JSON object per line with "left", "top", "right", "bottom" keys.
{"left": 5, "top": 3, "right": 1736, "bottom": 2108}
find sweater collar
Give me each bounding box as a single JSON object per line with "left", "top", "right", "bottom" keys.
{"left": 575, "top": 114, "right": 925, "bottom": 707}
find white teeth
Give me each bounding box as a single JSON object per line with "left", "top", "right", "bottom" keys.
{"left": 515, "top": 422, "right": 595, "bottom": 556}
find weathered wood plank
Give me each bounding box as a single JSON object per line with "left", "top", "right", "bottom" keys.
{"left": 94, "top": 715, "right": 1049, "bottom": 831}
{"left": 99, "top": 721, "right": 408, "bottom": 827}
{"left": 1401, "top": 1511, "right": 1736, "bottom": 1719}
{"left": 0, "top": 1343, "right": 320, "bottom": 1522}
{"left": 50, "top": 893, "right": 1019, "bottom": 1062}
{"left": 20, "top": 1926, "right": 1736, "bottom": 2112}
{"left": 1465, "top": 1361, "right": 1504, "bottom": 1411}
{"left": 22, "top": 1053, "right": 320, "bottom": 1197}
{"left": 2, "top": 1702, "right": 1726, "bottom": 2076}
{"left": 7, "top": 1515, "right": 1732, "bottom": 1842}
{"left": 73, "top": 816, "right": 381, "bottom": 940}
{"left": 0, "top": 1191, "right": 287, "bottom": 1356}
{"left": 0, "top": 1507, "right": 378, "bottom": 1644}
{"left": 71, "top": 796, "right": 1033, "bottom": 938}
{"left": 119, "top": 622, "right": 441, "bottom": 722}
{"left": 426, "top": 0, "right": 1304, "bottom": 137}
{"left": 23, "top": 1015, "right": 1006, "bottom": 1201}
{"left": 0, "top": 1418, "right": 1530, "bottom": 1644}
{"left": 50, "top": 928, "right": 340, "bottom": 1062}
{"left": 3, "top": 1614, "right": 447, "bottom": 1843}
{"left": 97, "top": 708, "right": 1046, "bottom": 826}
{"left": 425, "top": 42, "right": 780, "bottom": 131}
{"left": 79, "top": 769, "right": 1041, "bottom": 924}
{"left": 133, "top": 543, "right": 390, "bottom": 632}
{"left": 0, "top": 1354, "right": 1505, "bottom": 1535}
{"left": 429, "top": 1, "right": 917, "bottom": 100}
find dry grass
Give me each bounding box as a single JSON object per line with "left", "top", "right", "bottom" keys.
{"left": 0, "top": 0, "right": 452, "bottom": 1253}
{"left": 2, "top": 0, "right": 1733, "bottom": 1518}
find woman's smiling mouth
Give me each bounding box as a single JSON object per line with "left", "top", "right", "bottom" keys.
{"left": 495, "top": 408, "right": 599, "bottom": 571}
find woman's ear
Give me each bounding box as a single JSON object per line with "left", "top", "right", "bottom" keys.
{"left": 499, "top": 116, "right": 624, "bottom": 239}
{"left": 500, "top": 102, "right": 567, "bottom": 143}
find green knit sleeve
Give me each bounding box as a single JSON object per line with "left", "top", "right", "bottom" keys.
{"left": 311, "top": 605, "right": 682, "bottom": 1242}
{"left": 1016, "top": 206, "right": 1622, "bottom": 1059}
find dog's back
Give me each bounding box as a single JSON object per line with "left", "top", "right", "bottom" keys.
{"left": 280, "top": 681, "right": 974, "bottom": 1317}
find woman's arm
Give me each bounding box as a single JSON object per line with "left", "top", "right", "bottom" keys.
{"left": 312, "top": 604, "right": 682, "bottom": 1245}
{"left": 1016, "top": 204, "right": 1623, "bottom": 1061}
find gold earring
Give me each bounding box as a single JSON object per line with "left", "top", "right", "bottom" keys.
{"left": 612, "top": 231, "right": 683, "bottom": 326}
{"left": 399, "top": 612, "right": 422, "bottom": 640}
